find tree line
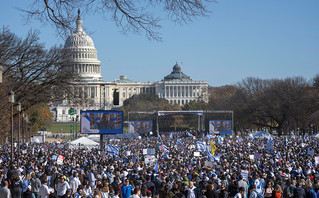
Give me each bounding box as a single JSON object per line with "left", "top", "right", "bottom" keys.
{"left": 121, "top": 76, "right": 319, "bottom": 136}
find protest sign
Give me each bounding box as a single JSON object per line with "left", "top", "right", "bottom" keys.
{"left": 315, "top": 156, "right": 319, "bottom": 165}
{"left": 307, "top": 149, "right": 314, "bottom": 156}
{"left": 204, "top": 161, "right": 214, "bottom": 167}
{"left": 241, "top": 170, "right": 249, "bottom": 180}
{"left": 145, "top": 155, "right": 156, "bottom": 164}
{"left": 254, "top": 152, "right": 261, "bottom": 161}
{"left": 143, "top": 148, "right": 156, "bottom": 155}
{"left": 194, "top": 152, "right": 201, "bottom": 157}
{"left": 249, "top": 155, "right": 254, "bottom": 160}
{"left": 57, "top": 155, "right": 64, "bottom": 165}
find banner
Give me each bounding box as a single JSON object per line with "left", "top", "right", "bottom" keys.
{"left": 307, "top": 149, "right": 314, "bottom": 156}
{"left": 241, "top": 170, "right": 249, "bottom": 180}
{"left": 145, "top": 155, "right": 156, "bottom": 164}
{"left": 143, "top": 149, "right": 156, "bottom": 155}
{"left": 57, "top": 155, "right": 64, "bottom": 165}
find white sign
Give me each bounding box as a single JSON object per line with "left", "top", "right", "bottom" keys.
{"left": 307, "top": 149, "right": 314, "bottom": 156}
{"left": 241, "top": 170, "right": 249, "bottom": 180}
{"left": 315, "top": 156, "right": 319, "bottom": 165}
{"left": 194, "top": 152, "right": 201, "bottom": 157}
{"left": 249, "top": 155, "right": 254, "bottom": 160}
{"left": 145, "top": 155, "right": 156, "bottom": 164}
{"left": 57, "top": 155, "right": 64, "bottom": 165}
{"left": 204, "top": 161, "right": 214, "bottom": 167}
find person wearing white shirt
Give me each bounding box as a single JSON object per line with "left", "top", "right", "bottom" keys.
{"left": 83, "top": 180, "right": 93, "bottom": 197}
{"left": 69, "top": 173, "right": 81, "bottom": 195}
{"left": 234, "top": 187, "right": 245, "bottom": 198}
{"left": 39, "top": 178, "right": 52, "bottom": 198}
{"left": 57, "top": 176, "right": 71, "bottom": 197}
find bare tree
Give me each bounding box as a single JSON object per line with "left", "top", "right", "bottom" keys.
{"left": 19, "top": 0, "right": 215, "bottom": 40}
{"left": 0, "top": 27, "right": 79, "bottom": 134}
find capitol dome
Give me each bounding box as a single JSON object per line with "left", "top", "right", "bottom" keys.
{"left": 64, "top": 10, "right": 95, "bottom": 49}
{"left": 63, "top": 10, "right": 103, "bottom": 82}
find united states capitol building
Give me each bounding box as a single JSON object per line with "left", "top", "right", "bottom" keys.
{"left": 51, "top": 11, "right": 208, "bottom": 122}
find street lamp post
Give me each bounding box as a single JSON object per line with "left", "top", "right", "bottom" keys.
{"left": 0, "top": 66, "right": 3, "bottom": 83}
{"left": 8, "top": 91, "right": 14, "bottom": 162}
{"left": 17, "top": 102, "right": 21, "bottom": 163}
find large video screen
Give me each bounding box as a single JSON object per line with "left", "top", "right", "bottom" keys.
{"left": 129, "top": 121, "right": 152, "bottom": 134}
{"left": 81, "top": 111, "right": 123, "bottom": 134}
{"left": 209, "top": 120, "right": 232, "bottom": 134}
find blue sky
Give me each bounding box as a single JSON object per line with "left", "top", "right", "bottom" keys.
{"left": 1, "top": 0, "right": 318, "bottom": 86}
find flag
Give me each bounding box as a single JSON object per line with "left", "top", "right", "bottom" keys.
{"left": 107, "top": 145, "right": 119, "bottom": 156}
{"left": 159, "top": 144, "right": 168, "bottom": 152}
{"left": 186, "top": 132, "right": 193, "bottom": 137}
{"left": 207, "top": 151, "right": 215, "bottom": 162}
{"left": 163, "top": 152, "right": 170, "bottom": 159}
{"left": 249, "top": 134, "right": 254, "bottom": 140}
{"left": 153, "top": 160, "right": 159, "bottom": 173}
{"left": 276, "top": 152, "right": 281, "bottom": 159}
{"left": 266, "top": 139, "right": 274, "bottom": 151}
{"left": 169, "top": 133, "right": 173, "bottom": 139}
{"left": 217, "top": 136, "right": 223, "bottom": 144}
{"left": 209, "top": 140, "right": 217, "bottom": 156}
{"left": 196, "top": 142, "right": 206, "bottom": 152}
{"left": 177, "top": 138, "right": 184, "bottom": 149}
{"left": 290, "top": 131, "right": 295, "bottom": 139}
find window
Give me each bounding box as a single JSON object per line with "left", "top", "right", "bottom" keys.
{"left": 62, "top": 110, "right": 65, "bottom": 114}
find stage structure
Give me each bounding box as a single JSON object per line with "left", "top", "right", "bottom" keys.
{"left": 128, "top": 110, "right": 234, "bottom": 135}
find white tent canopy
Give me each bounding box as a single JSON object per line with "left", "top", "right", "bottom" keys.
{"left": 313, "top": 133, "right": 319, "bottom": 138}
{"left": 252, "top": 131, "right": 273, "bottom": 138}
{"left": 70, "top": 137, "right": 99, "bottom": 149}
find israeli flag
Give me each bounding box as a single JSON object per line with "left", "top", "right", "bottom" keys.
{"left": 169, "top": 133, "right": 173, "bottom": 139}
{"left": 177, "top": 138, "right": 183, "bottom": 147}
{"left": 153, "top": 160, "right": 159, "bottom": 173}
{"left": 276, "top": 152, "right": 281, "bottom": 159}
{"left": 163, "top": 152, "right": 170, "bottom": 159}
{"left": 186, "top": 132, "right": 193, "bottom": 137}
{"left": 207, "top": 150, "right": 215, "bottom": 162}
{"left": 107, "top": 145, "right": 119, "bottom": 156}
{"left": 290, "top": 131, "right": 295, "bottom": 139}
{"left": 249, "top": 134, "right": 254, "bottom": 140}
{"left": 196, "top": 142, "right": 206, "bottom": 152}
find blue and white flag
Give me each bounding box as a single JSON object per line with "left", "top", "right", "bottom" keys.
{"left": 153, "top": 160, "right": 159, "bottom": 173}
{"left": 266, "top": 140, "right": 274, "bottom": 151}
{"left": 276, "top": 152, "right": 281, "bottom": 159}
{"left": 249, "top": 134, "right": 254, "bottom": 140}
{"left": 163, "top": 152, "right": 170, "bottom": 159}
{"left": 290, "top": 131, "right": 295, "bottom": 139}
{"left": 107, "top": 145, "right": 119, "bottom": 156}
{"left": 196, "top": 142, "right": 206, "bottom": 152}
{"left": 186, "top": 132, "right": 193, "bottom": 137}
{"left": 159, "top": 144, "right": 168, "bottom": 152}
{"left": 207, "top": 151, "right": 215, "bottom": 162}
{"left": 177, "top": 138, "right": 183, "bottom": 148}
{"left": 169, "top": 133, "right": 173, "bottom": 139}
{"left": 217, "top": 136, "right": 223, "bottom": 144}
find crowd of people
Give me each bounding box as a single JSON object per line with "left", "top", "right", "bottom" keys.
{"left": 0, "top": 132, "right": 318, "bottom": 198}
